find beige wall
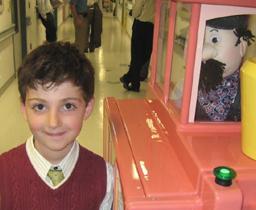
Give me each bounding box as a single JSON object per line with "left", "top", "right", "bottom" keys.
{"left": 0, "top": 0, "right": 73, "bottom": 90}
{"left": 0, "top": 0, "right": 21, "bottom": 94}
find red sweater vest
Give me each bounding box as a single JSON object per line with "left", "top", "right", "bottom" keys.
{"left": 0, "top": 144, "right": 107, "bottom": 210}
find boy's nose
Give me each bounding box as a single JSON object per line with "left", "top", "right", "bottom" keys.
{"left": 48, "top": 109, "right": 61, "bottom": 128}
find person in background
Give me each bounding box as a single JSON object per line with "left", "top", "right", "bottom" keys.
{"left": 36, "top": 0, "right": 57, "bottom": 43}
{"left": 69, "top": 0, "right": 88, "bottom": 53}
{"left": 0, "top": 42, "right": 113, "bottom": 209}
{"left": 120, "top": 0, "right": 155, "bottom": 92}
{"left": 84, "top": 0, "right": 96, "bottom": 53}
{"left": 85, "top": 0, "right": 103, "bottom": 53}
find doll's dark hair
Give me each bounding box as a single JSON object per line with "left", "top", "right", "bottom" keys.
{"left": 18, "top": 41, "right": 95, "bottom": 104}
{"left": 206, "top": 15, "right": 255, "bottom": 46}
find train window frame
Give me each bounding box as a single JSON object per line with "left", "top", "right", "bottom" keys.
{"left": 155, "top": 0, "right": 171, "bottom": 90}
{"left": 168, "top": 3, "right": 191, "bottom": 110}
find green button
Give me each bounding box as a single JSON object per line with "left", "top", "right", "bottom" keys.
{"left": 213, "top": 166, "right": 237, "bottom": 186}
{"left": 214, "top": 166, "right": 236, "bottom": 181}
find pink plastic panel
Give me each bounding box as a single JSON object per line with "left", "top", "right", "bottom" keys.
{"left": 105, "top": 98, "right": 256, "bottom": 209}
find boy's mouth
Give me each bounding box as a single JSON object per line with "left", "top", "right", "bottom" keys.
{"left": 44, "top": 131, "right": 66, "bottom": 137}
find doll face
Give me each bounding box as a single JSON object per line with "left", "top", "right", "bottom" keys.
{"left": 202, "top": 26, "right": 245, "bottom": 78}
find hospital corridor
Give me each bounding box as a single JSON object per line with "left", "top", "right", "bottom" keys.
{"left": 0, "top": 3, "right": 150, "bottom": 156}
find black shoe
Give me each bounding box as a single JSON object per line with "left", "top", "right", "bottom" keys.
{"left": 120, "top": 76, "right": 125, "bottom": 83}
{"left": 122, "top": 82, "right": 140, "bottom": 92}
{"left": 120, "top": 75, "right": 131, "bottom": 84}
{"left": 127, "top": 85, "right": 140, "bottom": 92}
{"left": 120, "top": 75, "right": 140, "bottom": 92}
{"left": 84, "top": 48, "right": 95, "bottom": 53}
{"left": 122, "top": 81, "right": 129, "bottom": 90}
{"left": 120, "top": 75, "right": 128, "bottom": 83}
{"left": 140, "top": 77, "right": 147, "bottom": 81}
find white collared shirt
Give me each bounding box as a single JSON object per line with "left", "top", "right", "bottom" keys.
{"left": 132, "top": 0, "right": 154, "bottom": 23}
{"left": 87, "top": 0, "right": 96, "bottom": 6}
{"left": 36, "top": 0, "right": 54, "bottom": 19}
{"left": 26, "top": 136, "right": 114, "bottom": 209}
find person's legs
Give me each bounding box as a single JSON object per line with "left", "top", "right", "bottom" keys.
{"left": 139, "top": 22, "right": 154, "bottom": 80}
{"left": 84, "top": 10, "right": 94, "bottom": 52}
{"left": 88, "top": 8, "right": 95, "bottom": 52}
{"left": 128, "top": 21, "right": 143, "bottom": 90}
{"left": 144, "top": 22, "right": 154, "bottom": 61}
{"left": 120, "top": 20, "right": 154, "bottom": 91}
{"left": 38, "top": 13, "right": 51, "bottom": 42}
{"left": 38, "top": 13, "right": 47, "bottom": 28}
{"left": 120, "top": 20, "right": 138, "bottom": 89}
{"left": 122, "top": 20, "right": 153, "bottom": 91}
{"left": 45, "top": 12, "right": 57, "bottom": 42}
{"left": 74, "top": 17, "right": 87, "bottom": 53}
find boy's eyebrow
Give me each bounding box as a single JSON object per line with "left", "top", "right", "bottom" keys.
{"left": 26, "top": 98, "right": 46, "bottom": 102}
{"left": 62, "top": 97, "right": 84, "bottom": 102}
{"left": 26, "top": 97, "right": 84, "bottom": 102}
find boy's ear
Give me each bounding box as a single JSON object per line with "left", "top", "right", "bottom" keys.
{"left": 20, "top": 102, "right": 28, "bottom": 121}
{"left": 83, "top": 98, "right": 94, "bottom": 120}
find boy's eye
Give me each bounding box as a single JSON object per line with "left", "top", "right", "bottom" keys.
{"left": 63, "top": 103, "right": 76, "bottom": 111}
{"left": 32, "top": 104, "right": 45, "bottom": 111}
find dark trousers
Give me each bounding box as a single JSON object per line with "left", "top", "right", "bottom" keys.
{"left": 126, "top": 19, "right": 154, "bottom": 88}
{"left": 38, "top": 12, "right": 57, "bottom": 42}
{"left": 85, "top": 8, "right": 95, "bottom": 50}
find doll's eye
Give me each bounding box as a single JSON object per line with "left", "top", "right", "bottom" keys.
{"left": 210, "top": 34, "right": 221, "bottom": 44}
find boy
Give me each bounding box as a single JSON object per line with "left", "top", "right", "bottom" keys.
{"left": 0, "top": 42, "right": 113, "bottom": 209}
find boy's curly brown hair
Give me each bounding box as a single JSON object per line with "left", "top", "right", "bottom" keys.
{"left": 18, "top": 42, "right": 95, "bottom": 104}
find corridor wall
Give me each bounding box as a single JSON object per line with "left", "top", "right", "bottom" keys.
{"left": 0, "top": 0, "right": 21, "bottom": 96}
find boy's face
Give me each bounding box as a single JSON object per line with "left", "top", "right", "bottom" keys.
{"left": 21, "top": 81, "right": 93, "bottom": 162}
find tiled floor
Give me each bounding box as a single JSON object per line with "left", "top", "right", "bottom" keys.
{"left": 0, "top": 14, "right": 150, "bottom": 155}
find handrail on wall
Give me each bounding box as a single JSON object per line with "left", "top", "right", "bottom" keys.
{"left": 0, "top": 24, "right": 16, "bottom": 96}
{"left": 0, "top": 24, "right": 16, "bottom": 43}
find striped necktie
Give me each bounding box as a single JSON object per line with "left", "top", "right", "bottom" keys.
{"left": 47, "top": 169, "right": 65, "bottom": 186}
